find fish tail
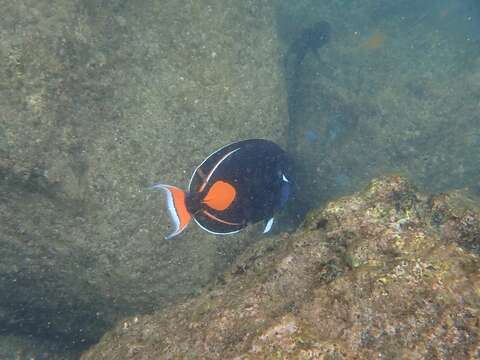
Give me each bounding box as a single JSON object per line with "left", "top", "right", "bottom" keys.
{"left": 149, "top": 184, "right": 192, "bottom": 239}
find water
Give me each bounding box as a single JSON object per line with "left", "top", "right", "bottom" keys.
{"left": 0, "top": 0, "right": 479, "bottom": 358}
{"left": 279, "top": 0, "right": 480, "bottom": 218}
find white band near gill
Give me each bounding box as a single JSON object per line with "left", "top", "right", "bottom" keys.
{"left": 203, "top": 147, "right": 241, "bottom": 187}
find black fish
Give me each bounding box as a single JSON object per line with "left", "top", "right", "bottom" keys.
{"left": 281, "top": 21, "right": 331, "bottom": 228}
{"left": 151, "top": 139, "right": 292, "bottom": 239}
{"left": 284, "top": 20, "right": 331, "bottom": 150}
{"left": 285, "top": 20, "right": 331, "bottom": 70}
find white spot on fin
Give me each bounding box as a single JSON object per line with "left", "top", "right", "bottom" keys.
{"left": 282, "top": 174, "right": 290, "bottom": 183}
{"left": 263, "top": 217, "right": 274, "bottom": 234}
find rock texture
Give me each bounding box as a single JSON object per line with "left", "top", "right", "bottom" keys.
{"left": 82, "top": 176, "right": 480, "bottom": 359}
{"left": 0, "top": 335, "right": 77, "bottom": 360}
{"left": 0, "top": 0, "right": 286, "bottom": 348}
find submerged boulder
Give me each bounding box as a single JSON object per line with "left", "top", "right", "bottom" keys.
{"left": 0, "top": 335, "right": 77, "bottom": 360}
{"left": 0, "top": 0, "right": 286, "bottom": 350}
{"left": 82, "top": 176, "right": 480, "bottom": 359}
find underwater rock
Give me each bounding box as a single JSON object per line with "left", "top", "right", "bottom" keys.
{"left": 81, "top": 176, "right": 480, "bottom": 359}
{"left": 0, "top": 0, "right": 286, "bottom": 351}
{"left": 0, "top": 335, "right": 77, "bottom": 360}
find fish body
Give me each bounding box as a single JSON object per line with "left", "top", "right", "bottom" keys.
{"left": 286, "top": 20, "right": 331, "bottom": 69}
{"left": 151, "top": 139, "right": 292, "bottom": 239}
{"left": 284, "top": 20, "right": 331, "bottom": 149}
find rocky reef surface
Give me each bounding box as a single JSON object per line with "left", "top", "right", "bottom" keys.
{"left": 0, "top": 0, "right": 286, "bottom": 353}
{"left": 82, "top": 176, "right": 480, "bottom": 359}
{"left": 0, "top": 335, "right": 77, "bottom": 360}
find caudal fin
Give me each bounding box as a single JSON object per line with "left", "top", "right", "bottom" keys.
{"left": 149, "top": 184, "right": 191, "bottom": 239}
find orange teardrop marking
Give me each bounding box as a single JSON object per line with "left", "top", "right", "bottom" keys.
{"left": 203, "top": 180, "right": 236, "bottom": 211}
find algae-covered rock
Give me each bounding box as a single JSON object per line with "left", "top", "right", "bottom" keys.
{"left": 81, "top": 176, "right": 480, "bottom": 359}
{"left": 0, "top": 0, "right": 286, "bottom": 349}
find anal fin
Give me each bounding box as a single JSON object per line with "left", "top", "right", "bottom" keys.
{"left": 263, "top": 217, "right": 274, "bottom": 234}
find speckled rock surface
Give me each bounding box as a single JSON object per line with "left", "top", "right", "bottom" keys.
{"left": 0, "top": 0, "right": 286, "bottom": 349}
{"left": 0, "top": 335, "right": 77, "bottom": 360}
{"left": 81, "top": 176, "right": 480, "bottom": 359}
